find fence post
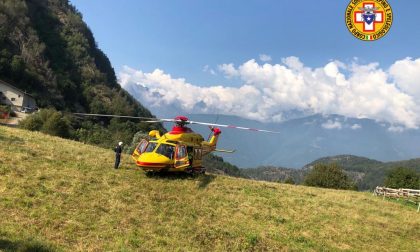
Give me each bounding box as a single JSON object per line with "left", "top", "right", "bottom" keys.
{"left": 417, "top": 202, "right": 420, "bottom": 213}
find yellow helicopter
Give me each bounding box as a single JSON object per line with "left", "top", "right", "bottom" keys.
{"left": 74, "top": 114, "right": 279, "bottom": 174}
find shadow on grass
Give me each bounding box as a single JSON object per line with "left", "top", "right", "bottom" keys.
{"left": 145, "top": 171, "right": 216, "bottom": 189}
{"left": 197, "top": 174, "right": 216, "bottom": 189}
{"left": 0, "top": 238, "right": 55, "bottom": 252}
{"left": 145, "top": 171, "right": 195, "bottom": 180}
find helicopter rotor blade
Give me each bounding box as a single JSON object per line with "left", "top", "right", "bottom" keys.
{"left": 73, "top": 113, "right": 179, "bottom": 123}
{"left": 214, "top": 148, "right": 236, "bottom": 153}
{"left": 143, "top": 119, "right": 177, "bottom": 123}
{"left": 72, "top": 113, "right": 279, "bottom": 133}
{"left": 73, "top": 113, "right": 157, "bottom": 120}
{"left": 73, "top": 113, "right": 186, "bottom": 124}
{"left": 187, "top": 121, "right": 281, "bottom": 134}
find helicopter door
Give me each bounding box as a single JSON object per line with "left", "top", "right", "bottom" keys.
{"left": 174, "top": 145, "right": 190, "bottom": 169}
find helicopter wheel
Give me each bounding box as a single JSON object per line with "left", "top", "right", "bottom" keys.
{"left": 145, "top": 171, "right": 155, "bottom": 177}
{"left": 194, "top": 167, "right": 206, "bottom": 175}
{"left": 185, "top": 167, "right": 194, "bottom": 174}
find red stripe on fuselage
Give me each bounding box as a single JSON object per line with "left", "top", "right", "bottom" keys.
{"left": 137, "top": 162, "right": 169, "bottom": 167}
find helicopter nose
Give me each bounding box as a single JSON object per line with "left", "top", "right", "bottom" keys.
{"left": 136, "top": 152, "right": 172, "bottom": 167}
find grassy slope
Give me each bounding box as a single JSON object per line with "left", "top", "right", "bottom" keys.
{"left": 0, "top": 126, "right": 419, "bottom": 251}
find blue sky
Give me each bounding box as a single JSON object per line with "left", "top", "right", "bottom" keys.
{"left": 70, "top": 0, "right": 420, "bottom": 85}
{"left": 70, "top": 0, "right": 420, "bottom": 129}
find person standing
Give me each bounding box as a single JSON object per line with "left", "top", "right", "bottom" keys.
{"left": 114, "top": 141, "right": 123, "bottom": 169}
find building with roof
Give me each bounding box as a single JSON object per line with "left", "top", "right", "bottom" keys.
{"left": 0, "top": 80, "right": 37, "bottom": 111}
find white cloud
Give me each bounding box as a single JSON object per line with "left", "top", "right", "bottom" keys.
{"left": 119, "top": 57, "right": 420, "bottom": 129}
{"left": 389, "top": 57, "right": 420, "bottom": 98}
{"left": 388, "top": 125, "right": 404, "bottom": 133}
{"left": 203, "top": 65, "right": 216, "bottom": 75}
{"left": 322, "top": 120, "right": 342, "bottom": 130}
{"left": 259, "top": 54, "right": 272, "bottom": 62}
{"left": 350, "top": 124, "right": 362, "bottom": 130}
{"left": 281, "top": 56, "right": 304, "bottom": 70}
{"left": 218, "top": 63, "right": 239, "bottom": 78}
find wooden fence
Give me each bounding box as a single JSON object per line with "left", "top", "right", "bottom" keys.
{"left": 374, "top": 186, "right": 420, "bottom": 212}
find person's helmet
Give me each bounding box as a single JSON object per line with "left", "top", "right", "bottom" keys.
{"left": 118, "top": 142, "right": 123, "bottom": 146}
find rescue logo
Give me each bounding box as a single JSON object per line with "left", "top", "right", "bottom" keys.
{"left": 345, "top": 0, "right": 393, "bottom": 41}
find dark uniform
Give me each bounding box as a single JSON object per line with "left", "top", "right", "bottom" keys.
{"left": 114, "top": 144, "right": 122, "bottom": 169}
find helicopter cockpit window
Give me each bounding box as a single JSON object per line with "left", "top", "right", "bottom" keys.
{"left": 144, "top": 142, "right": 157, "bottom": 153}
{"left": 136, "top": 140, "right": 148, "bottom": 154}
{"left": 156, "top": 144, "right": 175, "bottom": 159}
{"left": 176, "top": 145, "right": 187, "bottom": 159}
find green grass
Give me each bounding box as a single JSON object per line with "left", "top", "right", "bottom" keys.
{"left": 0, "top": 126, "right": 419, "bottom": 251}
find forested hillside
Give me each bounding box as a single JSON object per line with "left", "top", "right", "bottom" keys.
{"left": 241, "top": 155, "right": 420, "bottom": 190}
{"left": 241, "top": 166, "right": 304, "bottom": 184}
{"left": 203, "top": 154, "right": 243, "bottom": 177}
{"left": 0, "top": 0, "right": 162, "bottom": 147}
{"left": 0, "top": 0, "right": 243, "bottom": 174}
{"left": 305, "top": 155, "right": 420, "bottom": 189}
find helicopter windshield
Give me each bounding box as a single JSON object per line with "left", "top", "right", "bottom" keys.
{"left": 144, "top": 142, "right": 157, "bottom": 153}
{"left": 155, "top": 144, "right": 175, "bottom": 159}
{"left": 136, "top": 140, "right": 148, "bottom": 153}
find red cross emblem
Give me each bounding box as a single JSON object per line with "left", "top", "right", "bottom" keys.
{"left": 354, "top": 3, "right": 384, "bottom": 32}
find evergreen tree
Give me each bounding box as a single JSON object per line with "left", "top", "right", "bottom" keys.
{"left": 384, "top": 167, "right": 420, "bottom": 189}
{"left": 304, "top": 163, "right": 355, "bottom": 190}
{"left": 20, "top": 108, "right": 71, "bottom": 138}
